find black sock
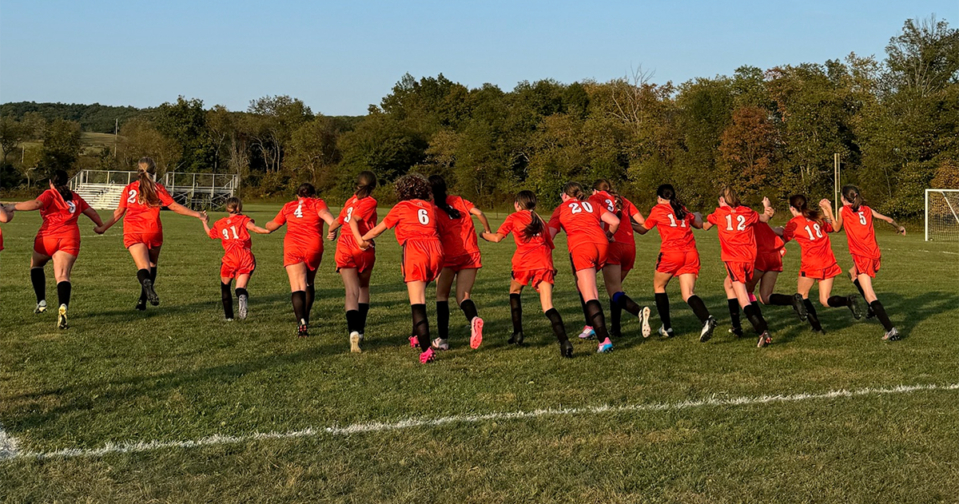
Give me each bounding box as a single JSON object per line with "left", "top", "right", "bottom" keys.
{"left": 31, "top": 267, "right": 45, "bottom": 303}
{"left": 578, "top": 293, "right": 592, "bottom": 326}
{"left": 305, "top": 284, "right": 315, "bottom": 324}
{"left": 743, "top": 303, "right": 768, "bottom": 334}
{"left": 291, "top": 291, "right": 307, "bottom": 324}
{"left": 767, "top": 293, "right": 794, "bottom": 306}
{"left": 751, "top": 300, "right": 763, "bottom": 316}
{"left": 235, "top": 288, "right": 248, "bottom": 299}
{"left": 346, "top": 309, "right": 360, "bottom": 333}
{"left": 436, "top": 301, "right": 449, "bottom": 340}
{"left": 221, "top": 282, "right": 234, "bottom": 319}
{"left": 585, "top": 300, "right": 610, "bottom": 341}
{"left": 686, "top": 295, "right": 710, "bottom": 323}
{"left": 56, "top": 281, "right": 71, "bottom": 308}
{"left": 509, "top": 294, "right": 523, "bottom": 335}
{"left": 827, "top": 295, "right": 849, "bottom": 308}
{"left": 545, "top": 308, "right": 569, "bottom": 343}
{"left": 139, "top": 267, "right": 157, "bottom": 302}
{"left": 870, "top": 300, "right": 894, "bottom": 331}
{"left": 609, "top": 301, "right": 622, "bottom": 336}
{"left": 727, "top": 298, "right": 742, "bottom": 331}
{"left": 803, "top": 299, "right": 823, "bottom": 332}
{"left": 460, "top": 298, "right": 478, "bottom": 322}
{"left": 655, "top": 292, "right": 671, "bottom": 331}
{"left": 358, "top": 303, "right": 370, "bottom": 333}
{"left": 612, "top": 291, "right": 642, "bottom": 316}
{"left": 853, "top": 279, "right": 867, "bottom": 300}
{"left": 411, "top": 303, "right": 431, "bottom": 351}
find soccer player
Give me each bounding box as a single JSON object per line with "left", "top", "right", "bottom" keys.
{"left": 773, "top": 195, "right": 863, "bottom": 333}
{"left": 200, "top": 197, "right": 269, "bottom": 321}
{"left": 8, "top": 170, "right": 104, "bottom": 329}
{"left": 634, "top": 184, "right": 718, "bottom": 342}
{"left": 745, "top": 200, "right": 808, "bottom": 327}
{"left": 95, "top": 157, "right": 207, "bottom": 310}
{"left": 589, "top": 179, "right": 651, "bottom": 339}
{"left": 430, "top": 175, "right": 492, "bottom": 351}
{"left": 481, "top": 190, "right": 573, "bottom": 358}
{"left": 819, "top": 185, "right": 905, "bottom": 341}
{"left": 326, "top": 171, "right": 379, "bottom": 353}
{"left": 353, "top": 173, "right": 444, "bottom": 364}
{"left": 701, "top": 188, "right": 775, "bottom": 347}
{"left": 263, "top": 183, "right": 336, "bottom": 337}
{"left": 548, "top": 182, "right": 621, "bottom": 353}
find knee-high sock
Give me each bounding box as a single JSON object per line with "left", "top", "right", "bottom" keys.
{"left": 346, "top": 309, "right": 360, "bottom": 333}
{"left": 291, "top": 291, "right": 307, "bottom": 324}
{"left": 870, "top": 300, "right": 894, "bottom": 331}
{"left": 31, "top": 267, "right": 46, "bottom": 303}
{"left": 235, "top": 288, "right": 248, "bottom": 299}
{"left": 221, "top": 282, "right": 234, "bottom": 319}
{"left": 609, "top": 301, "right": 622, "bottom": 336}
{"left": 827, "top": 295, "right": 849, "bottom": 308}
{"left": 803, "top": 299, "right": 823, "bottom": 332}
{"left": 578, "top": 293, "right": 592, "bottom": 327}
{"left": 411, "top": 303, "right": 431, "bottom": 351}
{"left": 767, "top": 294, "right": 794, "bottom": 306}
{"left": 436, "top": 301, "right": 450, "bottom": 340}
{"left": 751, "top": 300, "right": 763, "bottom": 316}
{"left": 137, "top": 268, "right": 150, "bottom": 287}
{"left": 545, "top": 308, "right": 568, "bottom": 343}
{"left": 56, "top": 281, "right": 71, "bottom": 308}
{"left": 305, "top": 284, "right": 315, "bottom": 324}
{"left": 655, "top": 292, "right": 671, "bottom": 331}
{"left": 743, "top": 303, "right": 767, "bottom": 334}
{"left": 139, "top": 266, "right": 157, "bottom": 302}
{"left": 613, "top": 291, "right": 642, "bottom": 316}
{"left": 585, "top": 300, "right": 610, "bottom": 341}
{"left": 358, "top": 303, "right": 370, "bottom": 333}
{"left": 509, "top": 294, "right": 523, "bottom": 335}
{"left": 727, "top": 298, "right": 741, "bottom": 331}
{"left": 854, "top": 280, "right": 876, "bottom": 316}
{"left": 686, "top": 295, "right": 710, "bottom": 323}
{"left": 460, "top": 298, "right": 478, "bottom": 322}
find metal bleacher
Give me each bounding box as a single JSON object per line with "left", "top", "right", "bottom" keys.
{"left": 70, "top": 170, "right": 239, "bottom": 210}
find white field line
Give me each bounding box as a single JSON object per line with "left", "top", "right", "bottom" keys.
{"left": 0, "top": 423, "right": 19, "bottom": 460}
{"left": 3, "top": 382, "right": 957, "bottom": 462}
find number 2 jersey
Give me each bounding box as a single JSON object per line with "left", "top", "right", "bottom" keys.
{"left": 840, "top": 205, "right": 881, "bottom": 259}
{"left": 119, "top": 181, "right": 175, "bottom": 235}
{"left": 706, "top": 205, "right": 759, "bottom": 263}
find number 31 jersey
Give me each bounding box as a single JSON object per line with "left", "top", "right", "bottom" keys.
{"left": 706, "top": 205, "right": 759, "bottom": 263}
{"left": 210, "top": 214, "right": 253, "bottom": 253}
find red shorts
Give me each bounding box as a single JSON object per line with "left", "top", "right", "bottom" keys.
{"left": 568, "top": 241, "right": 608, "bottom": 273}
{"left": 443, "top": 252, "right": 482, "bottom": 272}
{"left": 402, "top": 239, "right": 443, "bottom": 283}
{"left": 800, "top": 262, "right": 843, "bottom": 280}
{"left": 851, "top": 255, "right": 881, "bottom": 278}
{"left": 754, "top": 251, "right": 784, "bottom": 273}
{"left": 221, "top": 251, "right": 256, "bottom": 279}
{"left": 512, "top": 269, "right": 556, "bottom": 291}
{"left": 724, "top": 261, "right": 754, "bottom": 284}
{"left": 284, "top": 246, "right": 323, "bottom": 271}
{"left": 335, "top": 244, "right": 376, "bottom": 273}
{"left": 124, "top": 231, "right": 162, "bottom": 249}
{"left": 34, "top": 235, "right": 80, "bottom": 257}
{"left": 656, "top": 249, "right": 700, "bottom": 276}
{"left": 606, "top": 242, "right": 636, "bottom": 272}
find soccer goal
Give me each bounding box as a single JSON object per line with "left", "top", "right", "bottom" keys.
{"left": 925, "top": 189, "right": 959, "bottom": 241}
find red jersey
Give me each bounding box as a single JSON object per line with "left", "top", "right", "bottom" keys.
{"left": 382, "top": 199, "right": 441, "bottom": 245}
{"left": 644, "top": 203, "right": 697, "bottom": 253}
{"left": 210, "top": 214, "right": 254, "bottom": 253}
{"left": 435, "top": 195, "right": 480, "bottom": 258}
{"left": 840, "top": 205, "right": 881, "bottom": 259}
{"left": 589, "top": 192, "right": 640, "bottom": 245}
{"left": 497, "top": 210, "right": 555, "bottom": 271}
{"left": 548, "top": 199, "right": 608, "bottom": 250}
{"left": 336, "top": 194, "right": 378, "bottom": 252}
{"left": 783, "top": 215, "right": 838, "bottom": 270}
{"left": 36, "top": 189, "right": 91, "bottom": 239}
{"left": 755, "top": 221, "right": 785, "bottom": 255}
{"left": 273, "top": 197, "right": 329, "bottom": 252}
{"left": 707, "top": 205, "right": 759, "bottom": 263}
{"left": 119, "top": 181, "right": 175, "bottom": 235}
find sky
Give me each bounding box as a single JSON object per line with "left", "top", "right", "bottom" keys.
{"left": 1, "top": 0, "right": 957, "bottom": 116}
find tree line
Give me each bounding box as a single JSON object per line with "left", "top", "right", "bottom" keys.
{"left": 1, "top": 16, "right": 957, "bottom": 217}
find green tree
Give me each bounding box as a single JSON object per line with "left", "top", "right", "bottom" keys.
{"left": 38, "top": 119, "right": 82, "bottom": 176}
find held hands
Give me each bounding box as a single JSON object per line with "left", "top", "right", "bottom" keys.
{"left": 897, "top": 226, "right": 907, "bottom": 236}
{"left": 94, "top": 225, "right": 106, "bottom": 235}
{"left": 199, "top": 211, "right": 209, "bottom": 223}
{"left": 326, "top": 230, "right": 338, "bottom": 241}
{"left": 818, "top": 199, "right": 832, "bottom": 210}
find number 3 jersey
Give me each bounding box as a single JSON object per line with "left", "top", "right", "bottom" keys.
{"left": 840, "top": 205, "right": 880, "bottom": 259}
{"left": 210, "top": 214, "right": 254, "bottom": 254}
{"left": 783, "top": 215, "right": 838, "bottom": 271}
{"left": 706, "top": 205, "right": 760, "bottom": 263}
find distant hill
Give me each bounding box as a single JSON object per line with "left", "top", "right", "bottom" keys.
{"left": 0, "top": 101, "right": 152, "bottom": 133}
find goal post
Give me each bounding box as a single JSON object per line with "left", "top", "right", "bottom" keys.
{"left": 925, "top": 189, "right": 959, "bottom": 241}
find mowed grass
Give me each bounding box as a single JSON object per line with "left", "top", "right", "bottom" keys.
{"left": 1, "top": 201, "right": 957, "bottom": 502}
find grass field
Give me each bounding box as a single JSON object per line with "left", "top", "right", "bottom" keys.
{"left": 1, "top": 202, "right": 957, "bottom": 503}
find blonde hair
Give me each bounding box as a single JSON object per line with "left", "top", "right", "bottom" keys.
{"left": 137, "top": 157, "right": 161, "bottom": 207}
{"left": 225, "top": 197, "right": 242, "bottom": 214}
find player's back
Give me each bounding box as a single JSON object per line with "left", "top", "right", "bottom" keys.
{"left": 278, "top": 198, "right": 327, "bottom": 249}
{"left": 549, "top": 199, "right": 606, "bottom": 247}
{"left": 784, "top": 215, "right": 836, "bottom": 267}
{"left": 755, "top": 221, "right": 785, "bottom": 254}
{"left": 120, "top": 181, "right": 174, "bottom": 233}
{"left": 337, "top": 195, "right": 378, "bottom": 249}
{"left": 502, "top": 210, "right": 554, "bottom": 268}
{"left": 646, "top": 203, "right": 696, "bottom": 252}
{"left": 213, "top": 214, "right": 253, "bottom": 253}
{"left": 384, "top": 200, "right": 440, "bottom": 245}
{"left": 840, "top": 205, "right": 880, "bottom": 258}
{"left": 435, "top": 196, "right": 479, "bottom": 257}
{"left": 37, "top": 189, "right": 89, "bottom": 237}
{"left": 708, "top": 205, "right": 758, "bottom": 262}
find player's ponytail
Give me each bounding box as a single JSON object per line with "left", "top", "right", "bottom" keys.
{"left": 136, "top": 157, "right": 161, "bottom": 207}
{"left": 789, "top": 194, "right": 822, "bottom": 224}
{"left": 297, "top": 183, "right": 316, "bottom": 199}
{"left": 429, "top": 175, "right": 461, "bottom": 219}
{"left": 593, "top": 178, "right": 624, "bottom": 214}
{"left": 563, "top": 182, "right": 587, "bottom": 201}
{"left": 355, "top": 171, "right": 377, "bottom": 199}
{"left": 51, "top": 169, "right": 73, "bottom": 202}
{"left": 721, "top": 186, "right": 741, "bottom": 208}
{"left": 515, "top": 190, "right": 544, "bottom": 242}
{"left": 225, "top": 197, "right": 242, "bottom": 214}
{"left": 657, "top": 184, "right": 687, "bottom": 220}
{"left": 841, "top": 184, "right": 864, "bottom": 212}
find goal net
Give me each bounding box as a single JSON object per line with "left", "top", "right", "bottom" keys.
{"left": 925, "top": 189, "right": 959, "bottom": 241}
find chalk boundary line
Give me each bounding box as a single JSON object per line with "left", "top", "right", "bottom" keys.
{"left": 2, "top": 382, "right": 957, "bottom": 462}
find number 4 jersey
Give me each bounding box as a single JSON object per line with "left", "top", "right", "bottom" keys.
{"left": 706, "top": 205, "right": 759, "bottom": 263}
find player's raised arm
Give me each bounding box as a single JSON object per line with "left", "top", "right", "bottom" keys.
{"left": 760, "top": 197, "right": 774, "bottom": 223}
{"left": 870, "top": 209, "right": 906, "bottom": 235}
{"left": 818, "top": 199, "right": 839, "bottom": 232}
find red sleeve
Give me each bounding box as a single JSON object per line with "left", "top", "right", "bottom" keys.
{"left": 273, "top": 206, "right": 288, "bottom": 225}
{"left": 625, "top": 200, "right": 640, "bottom": 221}
{"left": 382, "top": 204, "right": 402, "bottom": 229}
{"left": 459, "top": 197, "right": 475, "bottom": 214}
{"left": 783, "top": 220, "right": 797, "bottom": 243}
{"left": 822, "top": 221, "right": 834, "bottom": 233}
{"left": 336, "top": 204, "right": 349, "bottom": 225}
{"left": 644, "top": 208, "right": 659, "bottom": 229}
{"left": 315, "top": 199, "right": 329, "bottom": 215}
{"left": 547, "top": 206, "right": 562, "bottom": 231}
{"left": 157, "top": 185, "right": 175, "bottom": 207}
{"left": 706, "top": 210, "right": 720, "bottom": 226}
{"left": 745, "top": 208, "right": 759, "bottom": 226}
{"left": 75, "top": 196, "right": 90, "bottom": 214}
{"left": 209, "top": 220, "right": 221, "bottom": 240}
{"left": 496, "top": 214, "right": 514, "bottom": 236}
{"left": 358, "top": 197, "right": 378, "bottom": 218}
{"left": 37, "top": 190, "right": 54, "bottom": 209}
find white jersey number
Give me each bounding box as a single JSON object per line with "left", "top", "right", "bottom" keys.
{"left": 344, "top": 207, "right": 354, "bottom": 223}
{"left": 858, "top": 211, "right": 867, "bottom": 226}
{"left": 569, "top": 201, "right": 594, "bottom": 214}
{"left": 222, "top": 226, "right": 240, "bottom": 240}
{"left": 725, "top": 214, "right": 747, "bottom": 231}
{"left": 293, "top": 202, "right": 304, "bottom": 218}
{"left": 418, "top": 209, "right": 430, "bottom": 225}
{"left": 804, "top": 224, "right": 823, "bottom": 240}
{"left": 127, "top": 190, "right": 137, "bottom": 204}
{"left": 666, "top": 214, "right": 687, "bottom": 228}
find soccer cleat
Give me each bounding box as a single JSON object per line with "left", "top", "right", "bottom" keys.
{"left": 297, "top": 319, "right": 309, "bottom": 338}
{"left": 508, "top": 332, "right": 525, "bottom": 345}
{"left": 237, "top": 294, "right": 249, "bottom": 320}
{"left": 349, "top": 331, "right": 362, "bottom": 353}
{"left": 431, "top": 338, "right": 450, "bottom": 351}
{"left": 358, "top": 333, "right": 365, "bottom": 342}
{"left": 757, "top": 331, "right": 772, "bottom": 348}
{"left": 470, "top": 316, "right": 484, "bottom": 349}
{"left": 792, "top": 294, "right": 807, "bottom": 321}
{"left": 729, "top": 327, "right": 744, "bottom": 338}
{"left": 640, "top": 306, "right": 652, "bottom": 338}
{"left": 658, "top": 326, "right": 674, "bottom": 338}
{"left": 882, "top": 327, "right": 900, "bottom": 341}
{"left": 700, "top": 316, "right": 718, "bottom": 343}
{"left": 57, "top": 304, "right": 68, "bottom": 330}
{"left": 560, "top": 340, "right": 574, "bottom": 358}
{"left": 866, "top": 307, "right": 876, "bottom": 319}
{"left": 419, "top": 347, "right": 435, "bottom": 364}
{"left": 847, "top": 295, "right": 863, "bottom": 320}
{"left": 35, "top": 300, "right": 48, "bottom": 314}
{"left": 142, "top": 279, "right": 160, "bottom": 306}
{"left": 135, "top": 298, "right": 147, "bottom": 311}
{"left": 577, "top": 325, "right": 596, "bottom": 340}
{"left": 409, "top": 335, "right": 418, "bottom": 349}
{"left": 597, "top": 337, "right": 613, "bottom": 353}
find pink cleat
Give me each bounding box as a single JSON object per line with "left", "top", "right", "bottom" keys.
{"left": 470, "top": 317, "right": 484, "bottom": 349}
{"left": 419, "top": 347, "right": 435, "bottom": 364}
{"left": 409, "top": 335, "right": 418, "bottom": 349}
